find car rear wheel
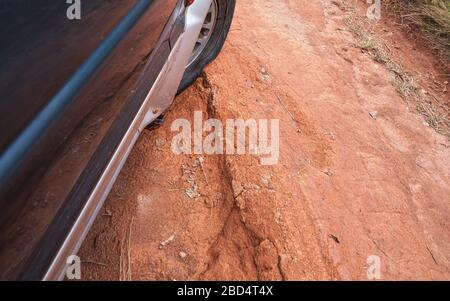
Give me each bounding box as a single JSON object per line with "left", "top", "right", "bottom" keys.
{"left": 177, "top": 0, "right": 235, "bottom": 94}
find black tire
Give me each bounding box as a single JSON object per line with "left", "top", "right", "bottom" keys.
{"left": 177, "top": 0, "right": 236, "bottom": 94}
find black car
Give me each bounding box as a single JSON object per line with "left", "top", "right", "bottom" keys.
{"left": 0, "top": 0, "right": 235, "bottom": 280}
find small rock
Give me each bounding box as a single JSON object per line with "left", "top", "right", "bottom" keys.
{"left": 329, "top": 131, "right": 336, "bottom": 140}
{"left": 185, "top": 187, "right": 200, "bottom": 199}
{"left": 324, "top": 169, "right": 333, "bottom": 177}
{"left": 160, "top": 235, "right": 175, "bottom": 249}
{"left": 262, "top": 74, "right": 272, "bottom": 84}
{"left": 155, "top": 138, "right": 166, "bottom": 148}
{"left": 179, "top": 251, "right": 188, "bottom": 259}
{"left": 260, "top": 68, "right": 272, "bottom": 84}
{"left": 369, "top": 111, "right": 378, "bottom": 119}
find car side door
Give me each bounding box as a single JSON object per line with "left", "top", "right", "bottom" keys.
{"left": 0, "top": 0, "right": 178, "bottom": 280}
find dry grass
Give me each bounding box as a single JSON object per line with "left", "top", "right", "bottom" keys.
{"left": 384, "top": 0, "right": 450, "bottom": 69}
{"left": 340, "top": 1, "right": 450, "bottom": 137}
{"left": 119, "top": 216, "right": 134, "bottom": 281}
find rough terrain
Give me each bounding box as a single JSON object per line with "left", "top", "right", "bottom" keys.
{"left": 79, "top": 0, "right": 450, "bottom": 280}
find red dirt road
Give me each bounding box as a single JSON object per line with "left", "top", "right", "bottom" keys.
{"left": 79, "top": 0, "right": 450, "bottom": 280}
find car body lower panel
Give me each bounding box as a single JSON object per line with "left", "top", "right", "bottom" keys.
{"left": 0, "top": 0, "right": 178, "bottom": 280}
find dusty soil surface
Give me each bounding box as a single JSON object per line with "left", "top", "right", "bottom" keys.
{"left": 79, "top": 0, "right": 450, "bottom": 280}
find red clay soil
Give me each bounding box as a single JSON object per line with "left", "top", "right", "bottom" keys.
{"left": 78, "top": 0, "right": 450, "bottom": 280}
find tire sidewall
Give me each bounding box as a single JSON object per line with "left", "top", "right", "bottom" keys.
{"left": 177, "top": 0, "right": 236, "bottom": 94}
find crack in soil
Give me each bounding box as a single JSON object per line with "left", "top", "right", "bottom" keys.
{"left": 197, "top": 72, "right": 286, "bottom": 280}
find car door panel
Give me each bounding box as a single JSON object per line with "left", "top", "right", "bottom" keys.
{"left": 0, "top": 0, "right": 179, "bottom": 280}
